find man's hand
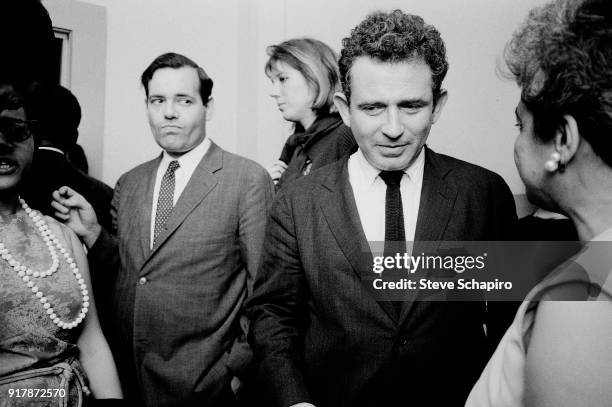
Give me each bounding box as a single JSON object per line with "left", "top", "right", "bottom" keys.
{"left": 267, "top": 160, "right": 288, "bottom": 184}
{"left": 52, "top": 186, "right": 102, "bottom": 248}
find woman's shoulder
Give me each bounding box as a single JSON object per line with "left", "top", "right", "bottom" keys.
{"left": 44, "top": 215, "right": 67, "bottom": 232}
{"left": 44, "top": 216, "right": 79, "bottom": 249}
{"left": 530, "top": 242, "right": 612, "bottom": 302}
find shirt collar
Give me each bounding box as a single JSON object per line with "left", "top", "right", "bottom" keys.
{"left": 38, "top": 146, "right": 65, "bottom": 155}
{"left": 160, "top": 136, "right": 211, "bottom": 172}
{"left": 352, "top": 146, "right": 426, "bottom": 186}
{"left": 533, "top": 209, "right": 568, "bottom": 220}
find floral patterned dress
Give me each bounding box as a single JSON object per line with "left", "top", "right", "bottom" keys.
{"left": 0, "top": 209, "right": 89, "bottom": 406}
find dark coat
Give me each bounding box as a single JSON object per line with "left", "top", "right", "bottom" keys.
{"left": 22, "top": 148, "right": 113, "bottom": 231}
{"left": 277, "top": 113, "right": 356, "bottom": 189}
{"left": 247, "top": 147, "right": 517, "bottom": 407}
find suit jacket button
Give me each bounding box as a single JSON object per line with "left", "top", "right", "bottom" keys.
{"left": 138, "top": 277, "right": 147, "bottom": 285}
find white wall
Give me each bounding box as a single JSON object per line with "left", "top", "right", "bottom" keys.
{"left": 63, "top": 0, "right": 242, "bottom": 186}
{"left": 253, "top": 0, "right": 551, "bottom": 194}
{"left": 49, "top": 0, "right": 550, "bottom": 192}
{"left": 43, "top": 0, "right": 107, "bottom": 179}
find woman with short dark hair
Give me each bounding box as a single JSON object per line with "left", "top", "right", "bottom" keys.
{"left": 467, "top": 1, "right": 612, "bottom": 405}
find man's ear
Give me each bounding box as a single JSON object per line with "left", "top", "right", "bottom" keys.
{"left": 333, "top": 92, "right": 351, "bottom": 127}
{"left": 204, "top": 97, "right": 214, "bottom": 121}
{"left": 554, "top": 114, "right": 580, "bottom": 166}
{"left": 431, "top": 89, "right": 448, "bottom": 124}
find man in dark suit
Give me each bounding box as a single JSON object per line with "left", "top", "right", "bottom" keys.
{"left": 22, "top": 85, "right": 113, "bottom": 230}
{"left": 54, "top": 53, "right": 274, "bottom": 406}
{"left": 247, "top": 10, "right": 517, "bottom": 407}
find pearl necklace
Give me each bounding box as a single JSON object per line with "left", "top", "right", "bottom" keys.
{"left": 0, "top": 198, "right": 89, "bottom": 330}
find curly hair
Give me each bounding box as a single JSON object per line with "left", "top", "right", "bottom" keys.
{"left": 338, "top": 9, "right": 448, "bottom": 104}
{"left": 265, "top": 38, "right": 340, "bottom": 115}
{"left": 504, "top": 0, "right": 612, "bottom": 166}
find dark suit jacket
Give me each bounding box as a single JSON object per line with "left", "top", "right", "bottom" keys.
{"left": 88, "top": 142, "right": 274, "bottom": 406}
{"left": 247, "top": 147, "right": 517, "bottom": 407}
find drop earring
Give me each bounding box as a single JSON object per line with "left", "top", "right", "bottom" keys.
{"left": 544, "top": 152, "right": 561, "bottom": 172}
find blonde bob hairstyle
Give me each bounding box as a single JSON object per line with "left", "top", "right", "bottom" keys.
{"left": 265, "top": 37, "right": 340, "bottom": 115}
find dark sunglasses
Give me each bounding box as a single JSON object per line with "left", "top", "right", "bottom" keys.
{"left": 0, "top": 117, "right": 37, "bottom": 143}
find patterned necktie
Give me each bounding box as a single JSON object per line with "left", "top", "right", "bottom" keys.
{"left": 379, "top": 170, "right": 406, "bottom": 317}
{"left": 153, "top": 160, "right": 180, "bottom": 247}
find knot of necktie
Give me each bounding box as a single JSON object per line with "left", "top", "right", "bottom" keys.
{"left": 380, "top": 169, "right": 405, "bottom": 244}
{"left": 167, "top": 160, "right": 180, "bottom": 173}
{"left": 379, "top": 170, "right": 404, "bottom": 187}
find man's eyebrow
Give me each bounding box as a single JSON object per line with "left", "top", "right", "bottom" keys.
{"left": 147, "top": 93, "right": 195, "bottom": 99}
{"left": 397, "top": 99, "right": 428, "bottom": 107}
{"left": 356, "top": 99, "right": 429, "bottom": 109}
{"left": 356, "top": 101, "right": 386, "bottom": 108}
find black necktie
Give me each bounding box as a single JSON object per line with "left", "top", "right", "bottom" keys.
{"left": 379, "top": 170, "right": 406, "bottom": 317}
{"left": 153, "top": 160, "right": 180, "bottom": 247}
{"left": 380, "top": 170, "right": 406, "bottom": 246}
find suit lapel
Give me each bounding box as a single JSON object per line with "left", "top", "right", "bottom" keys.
{"left": 319, "top": 159, "right": 398, "bottom": 323}
{"left": 399, "top": 147, "right": 458, "bottom": 324}
{"left": 135, "top": 157, "right": 160, "bottom": 264}
{"left": 141, "top": 142, "right": 222, "bottom": 270}
{"left": 413, "top": 148, "right": 457, "bottom": 242}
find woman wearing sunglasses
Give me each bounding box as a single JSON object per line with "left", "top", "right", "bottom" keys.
{"left": 0, "top": 82, "right": 122, "bottom": 405}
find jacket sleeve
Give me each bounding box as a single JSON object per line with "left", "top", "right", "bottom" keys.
{"left": 226, "top": 164, "right": 275, "bottom": 377}
{"left": 246, "top": 190, "right": 314, "bottom": 407}
{"left": 238, "top": 165, "right": 275, "bottom": 294}
{"left": 86, "top": 175, "right": 122, "bottom": 316}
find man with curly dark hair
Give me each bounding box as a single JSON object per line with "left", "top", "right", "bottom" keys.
{"left": 248, "top": 10, "right": 517, "bottom": 407}
{"left": 338, "top": 10, "right": 448, "bottom": 108}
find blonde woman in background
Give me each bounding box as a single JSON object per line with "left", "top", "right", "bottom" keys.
{"left": 266, "top": 38, "right": 356, "bottom": 189}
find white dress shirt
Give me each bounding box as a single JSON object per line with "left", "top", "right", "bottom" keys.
{"left": 347, "top": 147, "right": 425, "bottom": 244}
{"left": 150, "top": 137, "right": 211, "bottom": 248}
